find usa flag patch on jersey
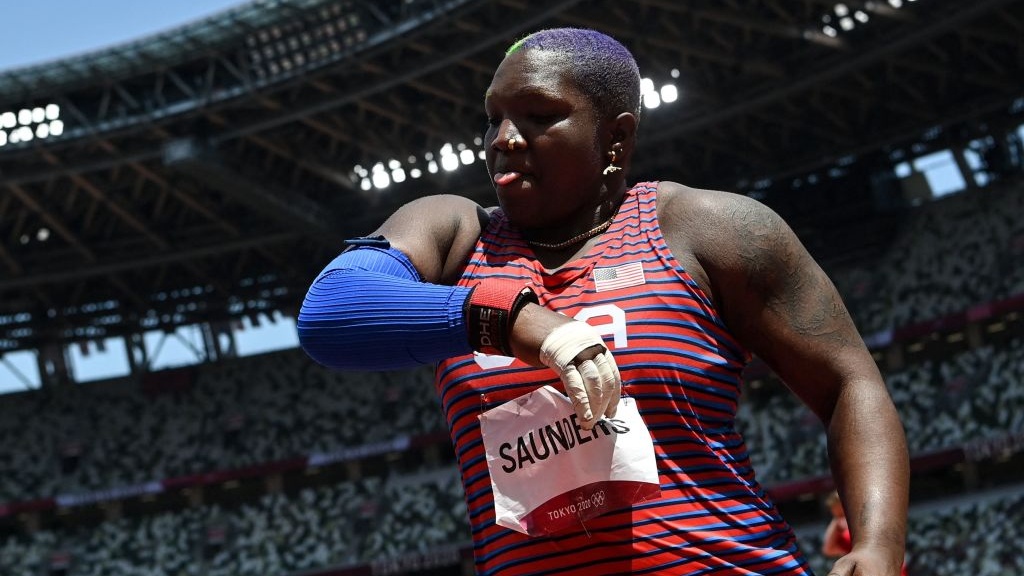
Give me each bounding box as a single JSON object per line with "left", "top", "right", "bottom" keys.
{"left": 593, "top": 261, "right": 646, "bottom": 292}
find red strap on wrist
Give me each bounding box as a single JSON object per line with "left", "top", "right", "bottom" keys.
{"left": 466, "top": 280, "right": 538, "bottom": 356}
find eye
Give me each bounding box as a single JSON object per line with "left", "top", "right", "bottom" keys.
{"left": 529, "top": 113, "right": 561, "bottom": 125}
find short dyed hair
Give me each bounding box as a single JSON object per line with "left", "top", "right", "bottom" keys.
{"left": 506, "top": 28, "right": 642, "bottom": 122}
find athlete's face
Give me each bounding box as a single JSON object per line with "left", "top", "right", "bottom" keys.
{"left": 484, "top": 49, "right": 608, "bottom": 230}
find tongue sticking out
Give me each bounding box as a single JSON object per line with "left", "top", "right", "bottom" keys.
{"left": 494, "top": 171, "right": 521, "bottom": 186}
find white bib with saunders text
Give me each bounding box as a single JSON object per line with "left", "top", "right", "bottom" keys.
{"left": 479, "top": 385, "right": 660, "bottom": 537}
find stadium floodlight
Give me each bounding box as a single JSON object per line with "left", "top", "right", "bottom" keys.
{"left": 391, "top": 167, "right": 406, "bottom": 183}
{"left": 410, "top": 168, "right": 422, "bottom": 179}
{"left": 0, "top": 103, "right": 62, "bottom": 143}
{"left": 834, "top": 3, "right": 849, "bottom": 17}
{"left": 427, "top": 160, "right": 438, "bottom": 174}
{"left": 371, "top": 163, "right": 390, "bottom": 189}
{"left": 459, "top": 149, "right": 475, "bottom": 165}
{"left": 0, "top": 131, "right": 6, "bottom": 147}
{"left": 661, "top": 84, "right": 679, "bottom": 104}
{"left": 644, "top": 91, "right": 662, "bottom": 109}
{"left": 440, "top": 144, "right": 459, "bottom": 172}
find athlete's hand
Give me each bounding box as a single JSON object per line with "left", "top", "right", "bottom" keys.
{"left": 827, "top": 547, "right": 904, "bottom": 576}
{"left": 539, "top": 321, "right": 621, "bottom": 429}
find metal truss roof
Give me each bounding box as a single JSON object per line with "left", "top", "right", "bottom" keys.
{"left": 1, "top": 0, "right": 1022, "bottom": 353}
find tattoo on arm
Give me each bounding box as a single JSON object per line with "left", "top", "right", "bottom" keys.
{"left": 731, "top": 202, "right": 854, "bottom": 348}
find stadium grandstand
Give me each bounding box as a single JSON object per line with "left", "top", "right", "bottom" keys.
{"left": 1, "top": 0, "right": 1023, "bottom": 574}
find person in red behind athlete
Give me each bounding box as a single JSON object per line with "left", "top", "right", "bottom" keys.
{"left": 298, "top": 27, "right": 909, "bottom": 576}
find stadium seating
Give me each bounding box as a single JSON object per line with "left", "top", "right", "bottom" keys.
{"left": 736, "top": 336, "right": 1024, "bottom": 484}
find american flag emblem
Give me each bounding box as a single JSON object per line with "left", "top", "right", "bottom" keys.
{"left": 593, "top": 261, "right": 646, "bottom": 292}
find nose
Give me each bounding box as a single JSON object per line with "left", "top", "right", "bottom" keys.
{"left": 491, "top": 119, "right": 523, "bottom": 152}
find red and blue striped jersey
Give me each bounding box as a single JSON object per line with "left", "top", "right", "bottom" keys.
{"left": 435, "top": 182, "right": 813, "bottom": 575}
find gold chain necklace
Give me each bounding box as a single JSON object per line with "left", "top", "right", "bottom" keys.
{"left": 526, "top": 216, "right": 615, "bottom": 251}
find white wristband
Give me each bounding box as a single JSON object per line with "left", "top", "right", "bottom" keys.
{"left": 539, "top": 321, "right": 622, "bottom": 428}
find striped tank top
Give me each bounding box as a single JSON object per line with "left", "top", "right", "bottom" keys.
{"left": 435, "top": 182, "right": 813, "bottom": 575}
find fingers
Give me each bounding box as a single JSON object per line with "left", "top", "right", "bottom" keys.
{"left": 592, "top": 352, "right": 621, "bottom": 419}
{"left": 577, "top": 359, "right": 605, "bottom": 427}
{"left": 561, "top": 365, "right": 592, "bottom": 423}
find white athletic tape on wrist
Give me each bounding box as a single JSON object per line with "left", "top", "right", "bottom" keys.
{"left": 539, "top": 321, "right": 622, "bottom": 425}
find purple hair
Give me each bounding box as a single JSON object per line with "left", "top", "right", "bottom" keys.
{"left": 507, "top": 28, "right": 642, "bottom": 120}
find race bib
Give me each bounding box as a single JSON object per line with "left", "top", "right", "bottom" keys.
{"left": 479, "top": 385, "right": 660, "bottom": 537}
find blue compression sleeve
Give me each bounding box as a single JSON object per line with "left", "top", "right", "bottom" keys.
{"left": 297, "top": 245, "right": 473, "bottom": 371}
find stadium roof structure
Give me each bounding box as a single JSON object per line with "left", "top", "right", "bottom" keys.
{"left": 0, "top": 0, "right": 1022, "bottom": 356}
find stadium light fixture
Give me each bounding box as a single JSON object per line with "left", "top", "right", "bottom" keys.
{"left": 440, "top": 144, "right": 459, "bottom": 172}
{"left": 821, "top": 0, "right": 898, "bottom": 36}
{"left": 0, "top": 103, "right": 62, "bottom": 145}
{"left": 661, "top": 85, "right": 679, "bottom": 104}
{"left": 371, "top": 162, "right": 390, "bottom": 189}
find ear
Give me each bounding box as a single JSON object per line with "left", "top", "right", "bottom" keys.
{"left": 608, "top": 112, "right": 638, "bottom": 157}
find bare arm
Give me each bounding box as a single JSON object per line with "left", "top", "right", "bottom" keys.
{"left": 373, "top": 194, "right": 491, "bottom": 284}
{"left": 666, "top": 185, "right": 909, "bottom": 576}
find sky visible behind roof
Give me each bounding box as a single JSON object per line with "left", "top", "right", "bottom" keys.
{"left": 0, "top": 0, "right": 303, "bottom": 390}
{"left": 0, "top": 0, "right": 248, "bottom": 72}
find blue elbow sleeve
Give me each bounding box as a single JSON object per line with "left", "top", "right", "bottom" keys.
{"left": 297, "top": 245, "right": 473, "bottom": 370}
